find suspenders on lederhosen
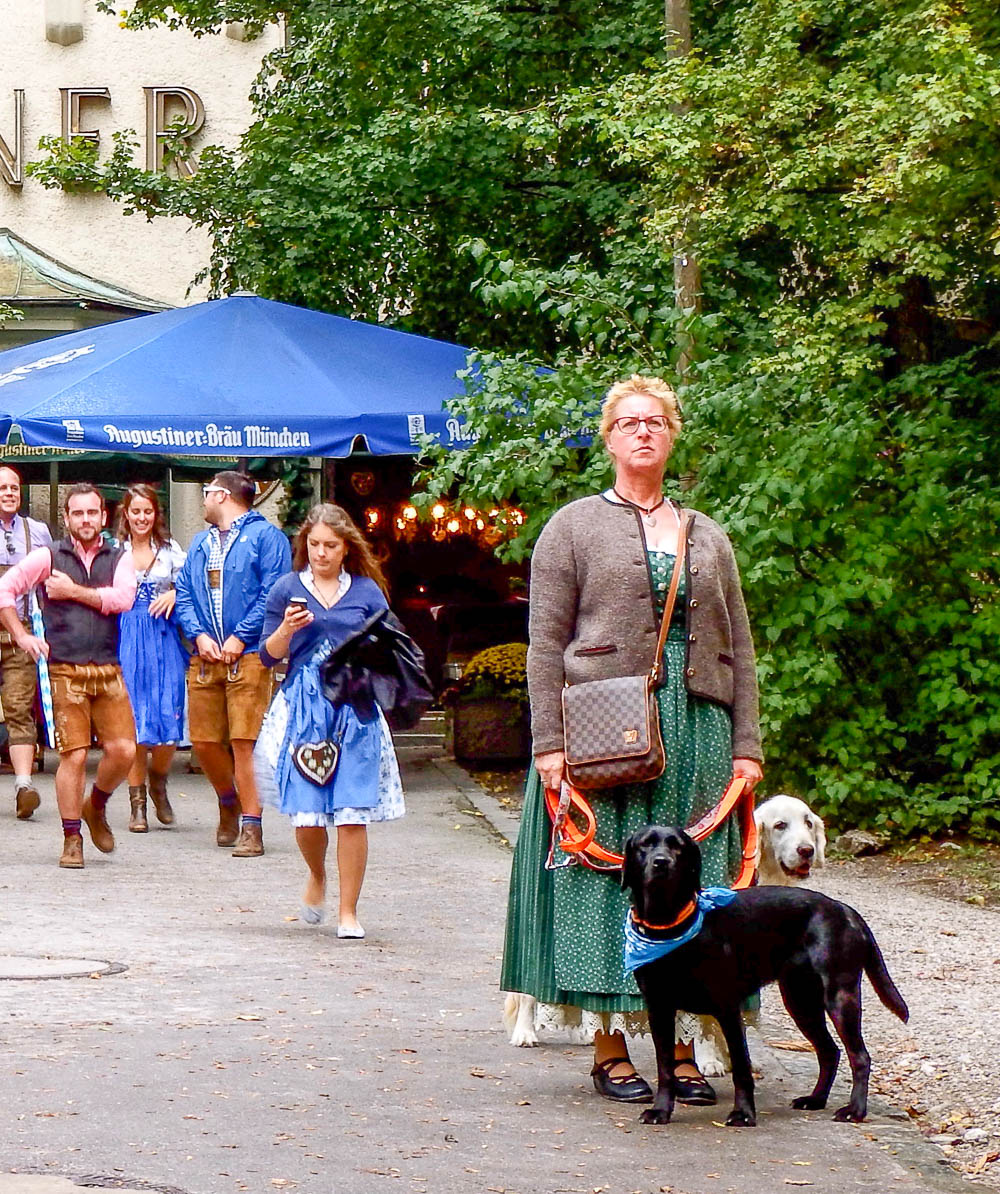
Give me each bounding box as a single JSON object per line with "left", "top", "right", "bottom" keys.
{"left": 0, "top": 517, "right": 32, "bottom": 645}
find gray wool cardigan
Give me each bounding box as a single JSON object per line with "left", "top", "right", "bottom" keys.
{"left": 527, "top": 494, "right": 763, "bottom": 762}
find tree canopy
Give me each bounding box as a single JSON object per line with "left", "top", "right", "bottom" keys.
{"left": 421, "top": 0, "right": 1000, "bottom": 837}
{"left": 49, "top": 0, "right": 663, "bottom": 353}
{"left": 36, "top": 0, "right": 1000, "bottom": 837}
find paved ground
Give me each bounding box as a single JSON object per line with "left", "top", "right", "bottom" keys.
{"left": 0, "top": 731, "right": 972, "bottom": 1194}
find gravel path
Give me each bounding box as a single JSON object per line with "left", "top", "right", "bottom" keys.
{"left": 765, "top": 857, "right": 1000, "bottom": 1189}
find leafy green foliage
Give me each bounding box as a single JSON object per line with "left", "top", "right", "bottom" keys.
{"left": 97, "top": 0, "right": 278, "bottom": 37}
{"left": 52, "top": 1, "right": 666, "bottom": 349}
{"left": 422, "top": 0, "right": 1000, "bottom": 839}
{"left": 40, "top": 0, "right": 1000, "bottom": 838}
{"left": 277, "top": 457, "right": 315, "bottom": 537}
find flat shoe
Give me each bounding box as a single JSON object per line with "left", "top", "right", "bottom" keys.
{"left": 337, "top": 924, "right": 366, "bottom": 939}
{"left": 672, "top": 1066, "right": 717, "bottom": 1106}
{"left": 590, "top": 1057, "right": 653, "bottom": 1104}
{"left": 300, "top": 904, "right": 325, "bottom": 925}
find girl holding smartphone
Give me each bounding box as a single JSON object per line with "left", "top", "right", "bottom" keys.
{"left": 255, "top": 504, "right": 405, "bottom": 938}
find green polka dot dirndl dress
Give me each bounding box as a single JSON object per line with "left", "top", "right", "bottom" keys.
{"left": 501, "top": 550, "right": 744, "bottom": 1038}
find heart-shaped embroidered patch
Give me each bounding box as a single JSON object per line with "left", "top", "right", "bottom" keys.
{"left": 293, "top": 740, "right": 340, "bottom": 787}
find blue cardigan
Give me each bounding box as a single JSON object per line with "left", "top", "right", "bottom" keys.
{"left": 259, "top": 571, "right": 388, "bottom": 679}
{"left": 175, "top": 510, "right": 291, "bottom": 652}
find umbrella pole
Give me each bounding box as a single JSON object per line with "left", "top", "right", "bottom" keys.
{"left": 48, "top": 461, "right": 59, "bottom": 529}
{"left": 322, "top": 458, "right": 337, "bottom": 503}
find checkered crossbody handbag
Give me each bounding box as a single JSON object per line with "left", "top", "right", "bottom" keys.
{"left": 561, "top": 512, "right": 688, "bottom": 790}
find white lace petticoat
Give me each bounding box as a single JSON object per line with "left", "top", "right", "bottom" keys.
{"left": 533, "top": 1001, "right": 713, "bottom": 1044}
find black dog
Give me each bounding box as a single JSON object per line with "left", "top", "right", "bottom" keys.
{"left": 621, "top": 824, "right": 908, "bottom": 1127}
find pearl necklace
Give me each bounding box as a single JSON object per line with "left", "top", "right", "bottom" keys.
{"left": 613, "top": 487, "right": 667, "bottom": 527}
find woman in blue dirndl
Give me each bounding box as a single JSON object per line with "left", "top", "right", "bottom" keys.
{"left": 116, "top": 484, "right": 188, "bottom": 832}
{"left": 255, "top": 503, "right": 404, "bottom": 939}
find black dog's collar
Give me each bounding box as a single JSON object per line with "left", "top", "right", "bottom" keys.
{"left": 630, "top": 898, "right": 699, "bottom": 937}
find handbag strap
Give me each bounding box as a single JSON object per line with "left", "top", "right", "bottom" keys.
{"left": 650, "top": 508, "right": 689, "bottom": 685}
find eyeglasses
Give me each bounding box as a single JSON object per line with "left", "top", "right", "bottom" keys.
{"left": 612, "top": 416, "right": 670, "bottom": 436}
{"left": 2, "top": 529, "right": 14, "bottom": 559}
{"left": 202, "top": 485, "right": 230, "bottom": 498}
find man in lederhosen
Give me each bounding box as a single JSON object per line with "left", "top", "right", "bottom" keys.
{"left": 174, "top": 471, "right": 290, "bottom": 858}
{"left": 0, "top": 483, "right": 136, "bottom": 867}
{"left": 0, "top": 466, "right": 52, "bottom": 820}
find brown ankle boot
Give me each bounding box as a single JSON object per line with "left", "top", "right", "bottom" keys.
{"left": 217, "top": 799, "right": 240, "bottom": 847}
{"left": 81, "top": 796, "right": 115, "bottom": 853}
{"left": 15, "top": 783, "right": 40, "bottom": 820}
{"left": 232, "top": 820, "right": 264, "bottom": 857}
{"left": 128, "top": 785, "right": 148, "bottom": 833}
{"left": 59, "top": 833, "right": 84, "bottom": 868}
{"left": 148, "top": 771, "right": 175, "bottom": 825}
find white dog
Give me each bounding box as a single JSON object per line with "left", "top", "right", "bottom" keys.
{"left": 502, "top": 992, "right": 602, "bottom": 1047}
{"left": 754, "top": 793, "right": 826, "bottom": 886}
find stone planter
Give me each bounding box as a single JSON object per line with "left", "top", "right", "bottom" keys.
{"left": 452, "top": 696, "right": 531, "bottom": 764}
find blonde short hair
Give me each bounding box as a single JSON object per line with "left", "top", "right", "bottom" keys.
{"left": 599, "top": 375, "right": 682, "bottom": 445}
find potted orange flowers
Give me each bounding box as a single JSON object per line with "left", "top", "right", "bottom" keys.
{"left": 447, "top": 643, "right": 531, "bottom": 764}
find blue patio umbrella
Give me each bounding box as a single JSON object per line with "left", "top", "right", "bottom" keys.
{"left": 0, "top": 295, "right": 477, "bottom": 457}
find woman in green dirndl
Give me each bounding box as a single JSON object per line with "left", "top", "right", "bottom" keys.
{"left": 501, "top": 375, "right": 763, "bottom": 1105}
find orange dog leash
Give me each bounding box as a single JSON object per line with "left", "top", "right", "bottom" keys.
{"left": 544, "top": 776, "right": 758, "bottom": 888}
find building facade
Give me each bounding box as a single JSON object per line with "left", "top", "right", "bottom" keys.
{"left": 1, "top": 0, "right": 281, "bottom": 332}
{"left": 0, "top": 2, "right": 285, "bottom": 540}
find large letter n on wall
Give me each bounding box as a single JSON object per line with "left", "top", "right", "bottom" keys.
{"left": 144, "top": 87, "right": 205, "bottom": 176}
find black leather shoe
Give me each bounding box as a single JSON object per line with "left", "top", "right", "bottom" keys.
{"left": 672, "top": 1065, "right": 717, "bottom": 1106}
{"left": 591, "top": 1057, "right": 654, "bottom": 1103}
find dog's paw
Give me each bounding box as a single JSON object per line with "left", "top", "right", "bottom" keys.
{"left": 696, "top": 1049, "right": 728, "bottom": 1077}
{"left": 508, "top": 1027, "right": 539, "bottom": 1048}
{"left": 832, "top": 1105, "right": 866, "bottom": 1123}
{"left": 791, "top": 1095, "right": 828, "bottom": 1111}
{"left": 724, "top": 1109, "right": 756, "bottom": 1127}
{"left": 640, "top": 1108, "right": 673, "bottom": 1126}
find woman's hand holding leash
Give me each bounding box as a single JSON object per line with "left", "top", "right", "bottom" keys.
{"left": 732, "top": 757, "right": 763, "bottom": 789}
{"left": 535, "top": 749, "right": 565, "bottom": 792}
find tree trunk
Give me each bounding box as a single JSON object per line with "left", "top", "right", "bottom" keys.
{"left": 665, "top": 0, "right": 701, "bottom": 379}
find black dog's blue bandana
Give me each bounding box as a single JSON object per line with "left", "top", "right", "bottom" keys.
{"left": 624, "top": 888, "right": 738, "bottom": 974}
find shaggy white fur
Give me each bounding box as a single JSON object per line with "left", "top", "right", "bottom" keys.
{"left": 754, "top": 793, "right": 826, "bottom": 887}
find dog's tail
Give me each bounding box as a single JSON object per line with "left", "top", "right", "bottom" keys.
{"left": 864, "top": 934, "right": 909, "bottom": 1023}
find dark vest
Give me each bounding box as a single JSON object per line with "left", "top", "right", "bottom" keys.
{"left": 40, "top": 538, "right": 125, "bottom": 665}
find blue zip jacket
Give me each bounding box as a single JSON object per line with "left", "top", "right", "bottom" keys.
{"left": 174, "top": 510, "right": 291, "bottom": 653}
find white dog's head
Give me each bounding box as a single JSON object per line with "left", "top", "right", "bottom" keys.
{"left": 754, "top": 794, "right": 826, "bottom": 886}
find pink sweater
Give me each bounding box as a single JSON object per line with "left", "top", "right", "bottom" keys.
{"left": 0, "top": 542, "right": 136, "bottom": 616}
